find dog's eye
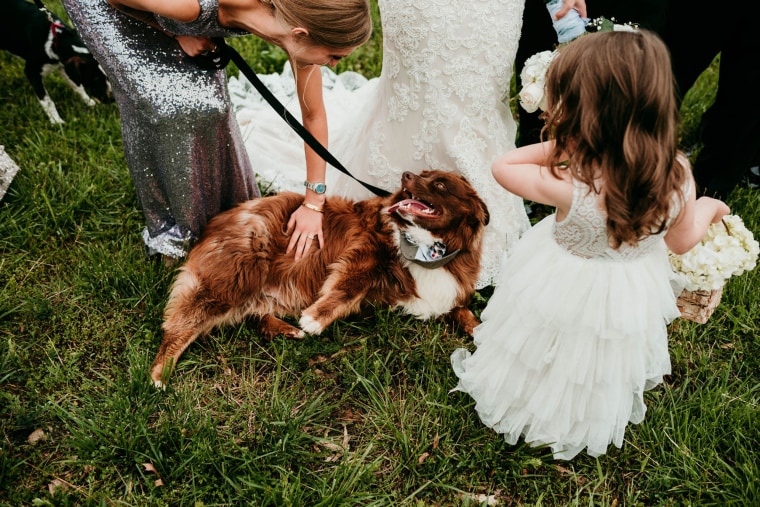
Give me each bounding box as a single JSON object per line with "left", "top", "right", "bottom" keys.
{"left": 434, "top": 181, "right": 447, "bottom": 191}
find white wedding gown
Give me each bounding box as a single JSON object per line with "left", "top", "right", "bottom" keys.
{"left": 228, "top": 0, "right": 530, "bottom": 288}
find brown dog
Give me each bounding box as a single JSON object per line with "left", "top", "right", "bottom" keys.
{"left": 151, "top": 170, "right": 490, "bottom": 386}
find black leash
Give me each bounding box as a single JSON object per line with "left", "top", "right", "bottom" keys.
{"left": 219, "top": 41, "right": 391, "bottom": 198}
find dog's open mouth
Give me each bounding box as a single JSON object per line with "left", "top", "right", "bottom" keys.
{"left": 387, "top": 194, "right": 440, "bottom": 218}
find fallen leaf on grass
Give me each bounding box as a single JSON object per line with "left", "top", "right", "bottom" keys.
{"left": 417, "top": 433, "right": 439, "bottom": 464}
{"left": 142, "top": 463, "right": 164, "bottom": 487}
{"left": 316, "top": 425, "right": 350, "bottom": 462}
{"left": 308, "top": 345, "right": 363, "bottom": 367}
{"left": 553, "top": 464, "right": 588, "bottom": 485}
{"left": 459, "top": 491, "right": 501, "bottom": 506}
{"left": 28, "top": 428, "right": 46, "bottom": 445}
{"left": 48, "top": 479, "right": 69, "bottom": 495}
{"left": 336, "top": 407, "right": 363, "bottom": 424}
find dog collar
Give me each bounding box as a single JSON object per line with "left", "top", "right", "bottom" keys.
{"left": 399, "top": 233, "right": 459, "bottom": 269}
{"left": 50, "top": 21, "right": 64, "bottom": 53}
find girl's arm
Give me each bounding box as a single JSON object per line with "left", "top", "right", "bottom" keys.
{"left": 491, "top": 141, "right": 573, "bottom": 214}
{"left": 286, "top": 64, "right": 327, "bottom": 259}
{"left": 664, "top": 174, "right": 730, "bottom": 255}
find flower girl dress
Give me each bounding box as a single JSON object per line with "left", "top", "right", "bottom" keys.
{"left": 450, "top": 178, "right": 683, "bottom": 460}
{"left": 229, "top": 0, "right": 531, "bottom": 288}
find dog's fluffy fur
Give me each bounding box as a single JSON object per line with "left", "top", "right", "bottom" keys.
{"left": 151, "top": 170, "right": 490, "bottom": 386}
{"left": 1, "top": 0, "right": 112, "bottom": 124}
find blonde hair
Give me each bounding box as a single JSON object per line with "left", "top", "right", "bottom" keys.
{"left": 271, "top": 0, "right": 372, "bottom": 49}
{"left": 542, "top": 29, "right": 687, "bottom": 248}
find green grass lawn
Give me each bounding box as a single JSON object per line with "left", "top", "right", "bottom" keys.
{"left": 1, "top": 2, "right": 758, "bottom": 505}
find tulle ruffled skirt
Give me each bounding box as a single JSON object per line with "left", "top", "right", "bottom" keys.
{"left": 451, "top": 216, "right": 681, "bottom": 460}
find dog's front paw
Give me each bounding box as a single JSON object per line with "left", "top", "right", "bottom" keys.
{"left": 299, "top": 315, "right": 324, "bottom": 335}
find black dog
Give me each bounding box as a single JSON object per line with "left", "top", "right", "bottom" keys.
{"left": 1, "top": 0, "right": 113, "bottom": 124}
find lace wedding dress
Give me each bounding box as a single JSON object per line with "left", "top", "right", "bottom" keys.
{"left": 450, "top": 178, "right": 684, "bottom": 460}
{"left": 229, "top": 0, "right": 530, "bottom": 288}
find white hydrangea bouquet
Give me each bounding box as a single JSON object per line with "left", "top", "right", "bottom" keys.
{"left": 519, "top": 17, "right": 638, "bottom": 114}
{"left": 669, "top": 215, "right": 759, "bottom": 323}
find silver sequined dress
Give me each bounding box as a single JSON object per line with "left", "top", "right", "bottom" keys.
{"left": 62, "top": 0, "right": 259, "bottom": 258}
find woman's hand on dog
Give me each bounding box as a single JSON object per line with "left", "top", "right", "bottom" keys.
{"left": 286, "top": 205, "right": 324, "bottom": 259}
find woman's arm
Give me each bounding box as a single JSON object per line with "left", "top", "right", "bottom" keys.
{"left": 297, "top": 64, "right": 329, "bottom": 209}
{"left": 108, "top": 0, "right": 200, "bottom": 23}
{"left": 286, "top": 63, "right": 328, "bottom": 259}
{"left": 107, "top": 0, "right": 214, "bottom": 56}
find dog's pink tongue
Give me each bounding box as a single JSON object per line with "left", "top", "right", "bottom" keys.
{"left": 387, "top": 199, "right": 433, "bottom": 215}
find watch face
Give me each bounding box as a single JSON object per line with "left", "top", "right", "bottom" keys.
{"left": 306, "top": 181, "right": 326, "bottom": 194}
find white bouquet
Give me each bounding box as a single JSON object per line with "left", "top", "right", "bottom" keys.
{"left": 669, "top": 215, "right": 759, "bottom": 291}
{"left": 518, "top": 17, "right": 640, "bottom": 114}
{"left": 518, "top": 50, "right": 556, "bottom": 114}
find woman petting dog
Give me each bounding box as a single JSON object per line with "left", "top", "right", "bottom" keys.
{"left": 229, "top": 0, "right": 589, "bottom": 288}
{"left": 60, "top": 0, "right": 371, "bottom": 263}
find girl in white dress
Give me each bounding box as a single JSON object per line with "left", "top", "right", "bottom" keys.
{"left": 450, "top": 30, "right": 729, "bottom": 460}
{"left": 230, "top": 0, "right": 531, "bottom": 288}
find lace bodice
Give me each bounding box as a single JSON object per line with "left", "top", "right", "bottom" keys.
{"left": 554, "top": 179, "right": 679, "bottom": 260}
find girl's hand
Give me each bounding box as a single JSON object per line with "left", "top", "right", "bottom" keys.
{"left": 286, "top": 204, "right": 324, "bottom": 260}
{"left": 664, "top": 188, "right": 731, "bottom": 255}
{"left": 708, "top": 198, "right": 731, "bottom": 223}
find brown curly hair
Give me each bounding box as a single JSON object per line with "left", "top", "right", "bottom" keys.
{"left": 541, "top": 29, "right": 688, "bottom": 248}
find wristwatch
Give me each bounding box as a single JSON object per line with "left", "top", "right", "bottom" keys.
{"left": 304, "top": 180, "right": 327, "bottom": 194}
